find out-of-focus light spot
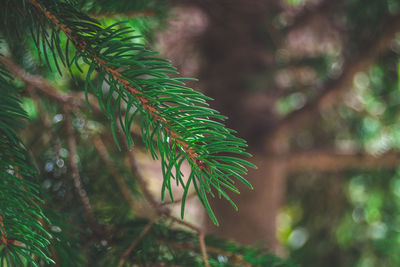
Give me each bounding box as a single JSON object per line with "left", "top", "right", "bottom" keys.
{"left": 53, "top": 114, "right": 64, "bottom": 123}
{"left": 277, "top": 212, "right": 292, "bottom": 229}
{"left": 368, "top": 222, "right": 387, "bottom": 239}
{"left": 59, "top": 148, "right": 69, "bottom": 158}
{"left": 275, "top": 70, "right": 292, "bottom": 88}
{"left": 330, "top": 61, "right": 343, "bottom": 78}
{"left": 51, "top": 225, "right": 62, "bottom": 233}
{"left": 56, "top": 158, "right": 64, "bottom": 168}
{"left": 276, "top": 211, "right": 293, "bottom": 243}
{"left": 348, "top": 178, "right": 368, "bottom": 204}
{"left": 365, "top": 132, "right": 392, "bottom": 155}
{"left": 74, "top": 118, "right": 85, "bottom": 128}
{"left": 288, "top": 227, "right": 308, "bottom": 249}
{"left": 275, "top": 92, "right": 306, "bottom": 115}
{"left": 6, "top": 168, "right": 15, "bottom": 175}
{"left": 217, "top": 255, "right": 228, "bottom": 263}
{"left": 43, "top": 179, "right": 52, "bottom": 189}
{"left": 352, "top": 206, "right": 365, "bottom": 223}
{"left": 335, "top": 139, "right": 358, "bottom": 153}
{"left": 22, "top": 98, "right": 38, "bottom": 119}
{"left": 354, "top": 72, "right": 370, "bottom": 89}
{"left": 366, "top": 209, "right": 381, "bottom": 224}
{"left": 45, "top": 162, "right": 54, "bottom": 172}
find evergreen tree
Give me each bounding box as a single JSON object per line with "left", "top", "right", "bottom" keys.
{"left": 0, "top": 0, "right": 297, "bottom": 266}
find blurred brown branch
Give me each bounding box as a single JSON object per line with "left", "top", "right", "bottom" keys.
{"left": 287, "top": 150, "right": 400, "bottom": 172}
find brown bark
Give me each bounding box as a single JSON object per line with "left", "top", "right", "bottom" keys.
{"left": 287, "top": 150, "right": 400, "bottom": 172}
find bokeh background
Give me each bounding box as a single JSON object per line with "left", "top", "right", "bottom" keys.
{"left": 154, "top": 0, "right": 400, "bottom": 266}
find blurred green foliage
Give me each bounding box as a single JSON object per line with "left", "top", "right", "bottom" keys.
{"left": 278, "top": 0, "right": 400, "bottom": 266}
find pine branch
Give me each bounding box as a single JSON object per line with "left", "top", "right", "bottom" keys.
{"left": 21, "top": 0, "right": 255, "bottom": 224}
{"left": 0, "top": 60, "right": 53, "bottom": 265}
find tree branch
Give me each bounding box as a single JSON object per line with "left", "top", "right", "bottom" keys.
{"left": 28, "top": 0, "right": 206, "bottom": 170}
{"left": 198, "top": 232, "right": 210, "bottom": 267}
{"left": 0, "top": 56, "right": 150, "bottom": 141}
{"left": 2, "top": 54, "right": 209, "bottom": 265}
{"left": 287, "top": 150, "right": 400, "bottom": 172}
{"left": 0, "top": 56, "right": 99, "bottom": 111}
{"left": 268, "top": 14, "right": 400, "bottom": 145}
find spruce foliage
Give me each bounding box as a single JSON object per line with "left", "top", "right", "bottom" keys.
{"left": 0, "top": 61, "right": 52, "bottom": 265}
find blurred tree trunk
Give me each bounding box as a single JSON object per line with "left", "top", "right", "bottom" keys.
{"left": 193, "top": 1, "right": 286, "bottom": 250}
{"left": 189, "top": 0, "right": 400, "bottom": 251}
{"left": 205, "top": 154, "right": 287, "bottom": 250}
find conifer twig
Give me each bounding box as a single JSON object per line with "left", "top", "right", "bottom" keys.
{"left": 28, "top": 0, "right": 203, "bottom": 169}
{"left": 27, "top": 0, "right": 255, "bottom": 226}
{"left": 199, "top": 232, "right": 210, "bottom": 267}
